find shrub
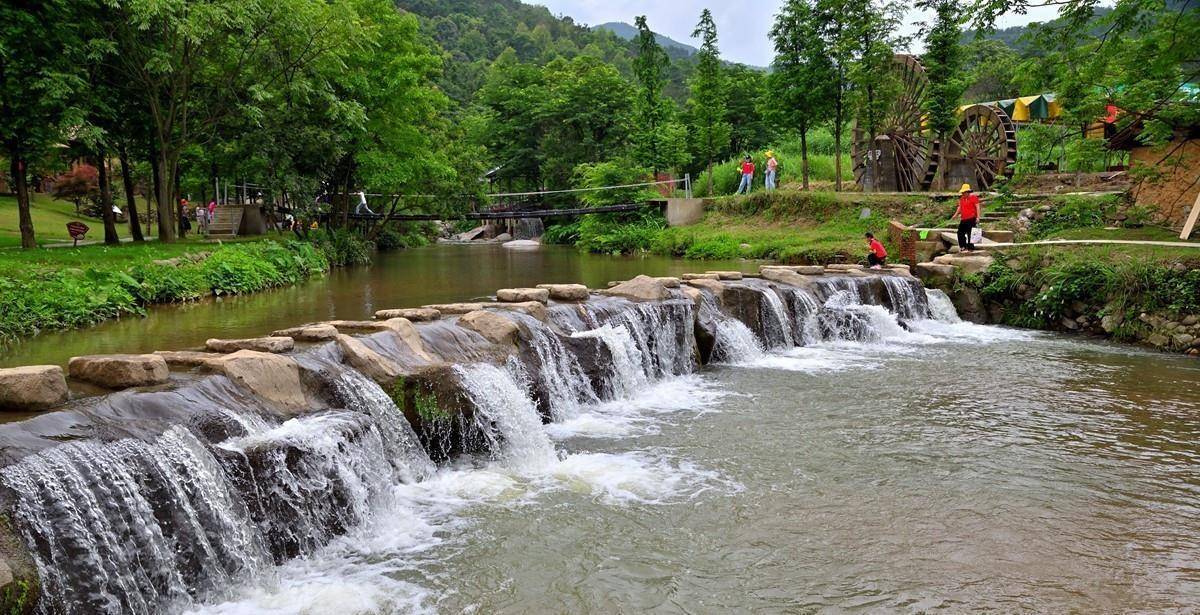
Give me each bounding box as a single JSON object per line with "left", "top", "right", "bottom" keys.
{"left": 309, "top": 229, "right": 373, "bottom": 266}
{"left": 1027, "top": 195, "right": 1117, "bottom": 239}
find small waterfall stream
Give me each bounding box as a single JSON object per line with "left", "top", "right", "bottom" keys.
{"left": 455, "top": 363, "right": 558, "bottom": 472}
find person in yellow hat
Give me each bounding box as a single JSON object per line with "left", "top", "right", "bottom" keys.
{"left": 765, "top": 151, "right": 779, "bottom": 192}
{"left": 953, "top": 183, "right": 980, "bottom": 252}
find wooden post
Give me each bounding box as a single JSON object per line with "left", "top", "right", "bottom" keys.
{"left": 1182, "top": 191, "right": 1200, "bottom": 240}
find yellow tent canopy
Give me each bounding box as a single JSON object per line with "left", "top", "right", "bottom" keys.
{"left": 964, "top": 94, "right": 1062, "bottom": 121}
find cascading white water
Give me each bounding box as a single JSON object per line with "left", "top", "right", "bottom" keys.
{"left": 2, "top": 427, "right": 269, "bottom": 614}
{"left": 714, "top": 319, "right": 766, "bottom": 363}
{"left": 571, "top": 323, "right": 648, "bottom": 399}
{"left": 881, "top": 276, "right": 930, "bottom": 320}
{"left": 333, "top": 371, "right": 437, "bottom": 483}
{"left": 602, "top": 302, "right": 695, "bottom": 378}
{"left": 785, "top": 288, "right": 824, "bottom": 346}
{"left": 816, "top": 290, "right": 907, "bottom": 342}
{"left": 454, "top": 362, "right": 558, "bottom": 472}
{"left": 522, "top": 322, "right": 600, "bottom": 420}
{"left": 759, "top": 287, "right": 795, "bottom": 349}
{"left": 925, "top": 289, "right": 962, "bottom": 323}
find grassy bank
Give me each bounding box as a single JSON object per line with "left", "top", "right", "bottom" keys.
{"left": 0, "top": 194, "right": 106, "bottom": 248}
{"left": 0, "top": 229, "right": 394, "bottom": 345}
{"left": 549, "top": 189, "right": 947, "bottom": 265}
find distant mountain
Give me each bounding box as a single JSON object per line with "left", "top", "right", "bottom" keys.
{"left": 594, "top": 22, "right": 698, "bottom": 57}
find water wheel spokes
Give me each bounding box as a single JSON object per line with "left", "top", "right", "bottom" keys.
{"left": 943, "top": 103, "right": 1018, "bottom": 191}
{"left": 852, "top": 54, "right": 938, "bottom": 192}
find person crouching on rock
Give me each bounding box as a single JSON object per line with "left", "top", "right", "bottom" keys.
{"left": 955, "top": 183, "right": 980, "bottom": 252}
{"left": 865, "top": 232, "right": 887, "bottom": 270}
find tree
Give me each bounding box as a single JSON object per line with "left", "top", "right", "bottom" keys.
{"left": 919, "top": 0, "right": 967, "bottom": 190}
{"left": 687, "top": 10, "right": 731, "bottom": 195}
{"left": 768, "top": 0, "right": 836, "bottom": 189}
{"left": 846, "top": 0, "right": 905, "bottom": 192}
{"left": 0, "top": 0, "right": 90, "bottom": 248}
{"left": 630, "top": 16, "right": 685, "bottom": 174}
{"left": 50, "top": 165, "right": 100, "bottom": 213}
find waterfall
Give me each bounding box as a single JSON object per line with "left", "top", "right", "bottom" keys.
{"left": 332, "top": 371, "right": 437, "bottom": 482}
{"left": 521, "top": 322, "right": 599, "bottom": 420}
{"left": 814, "top": 290, "right": 907, "bottom": 343}
{"left": 926, "top": 289, "right": 962, "bottom": 323}
{"left": 597, "top": 302, "right": 695, "bottom": 378}
{"left": 713, "top": 319, "right": 765, "bottom": 363}
{"left": 454, "top": 362, "right": 558, "bottom": 472}
{"left": 2, "top": 427, "right": 269, "bottom": 614}
{"left": 759, "top": 287, "right": 795, "bottom": 349}
{"left": 571, "top": 323, "right": 648, "bottom": 399}
{"left": 784, "top": 288, "right": 823, "bottom": 346}
{"left": 881, "top": 276, "right": 931, "bottom": 320}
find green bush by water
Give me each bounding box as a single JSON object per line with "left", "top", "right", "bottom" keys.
{"left": 0, "top": 241, "right": 331, "bottom": 344}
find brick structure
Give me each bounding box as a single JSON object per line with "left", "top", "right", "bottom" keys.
{"left": 888, "top": 219, "right": 917, "bottom": 265}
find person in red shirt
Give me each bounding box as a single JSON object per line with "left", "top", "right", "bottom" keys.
{"left": 736, "top": 156, "right": 755, "bottom": 194}
{"left": 865, "top": 232, "right": 887, "bottom": 269}
{"left": 954, "top": 183, "right": 981, "bottom": 252}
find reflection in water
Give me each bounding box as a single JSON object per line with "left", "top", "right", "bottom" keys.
{"left": 0, "top": 244, "right": 760, "bottom": 367}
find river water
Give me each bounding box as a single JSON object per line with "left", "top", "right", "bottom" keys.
{"left": 0, "top": 244, "right": 759, "bottom": 368}
{"left": 181, "top": 302, "right": 1200, "bottom": 613}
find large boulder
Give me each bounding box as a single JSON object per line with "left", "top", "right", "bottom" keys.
{"left": 155, "top": 350, "right": 221, "bottom": 368}
{"left": 271, "top": 324, "right": 338, "bottom": 341}
{"left": 489, "top": 301, "right": 548, "bottom": 322}
{"left": 496, "top": 288, "right": 550, "bottom": 304}
{"left": 653, "top": 277, "right": 682, "bottom": 288}
{"left": 380, "top": 318, "right": 434, "bottom": 362}
{"left": 458, "top": 310, "right": 520, "bottom": 345}
{"left": 67, "top": 354, "right": 169, "bottom": 389}
{"left": 685, "top": 278, "right": 726, "bottom": 295}
{"left": 205, "top": 350, "right": 308, "bottom": 412}
{"left": 760, "top": 267, "right": 813, "bottom": 288}
{"left": 915, "top": 262, "right": 958, "bottom": 288}
{"left": 423, "top": 303, "right": 487, "bottom": 315}
{"left": 0, "top": 366, "right": 69, "bottom": 410}
{"left": 707, "top": 270, "right": 744, "bottom": 280}
{"left": 933, "top": 253, "right": 995, "bottom": 275}
{"left": 502, "top": 240, "right": 540, "bottom": 250}
{"left": 536, "top": 283, "right": 590, "bottom": 301}
{"left": 374, "top": 307, "right": 441, "bottom": 322}
{"left": 205, "top": 336, "right": 294, "bottom": 354}
{"left": 682, "top": 273, "right": 720, "bottom": 281}
{"left": 335, "top": 335, "right": 403, "bottom": 383}
{"left": 602, "top": 275, "right": 669, "bottom": 302}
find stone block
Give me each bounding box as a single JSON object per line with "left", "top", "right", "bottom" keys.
{"left": 496, "top": 288, "right": 550, "bottom": 304}
{"left": 374, "top": 308, "right": 441, "bottom": 322}
{"left": 458, "top": 311, "right": 520, "bottom": 345}
{"left": 68, "top": 354, "right": 169, "bottom": 389}
{"left": 206, "top": 337, "right": 294, "bottom": 354}
{"left": 536, "top": 283, "right": 590, "bottom": 301}
{"left": 0, "top": 366, "right": 69, "bottom": 410}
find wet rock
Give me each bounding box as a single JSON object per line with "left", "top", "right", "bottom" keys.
{"left": 205, "top": 337, "right": 294, "bottom": 354}
{"left": 335, "top": 334, "right": 403, "bottom": 383}
{"left": 392, "top": 364, "right": 480, "bottom": 461}
{"left": 601, "top": 275, "right": 669, "bottom": 302}
{"left": 374, "top": 308, "right": 441, "bottom": 322}
{"left": 271, "top": 324, "right": 338, "bottom": 342}
{"left": 488, "top": 301, "right": 548, "bottom": 322}
{"left": 717, "top": 284, "right": 765, "bottom": 335}
{"left": 1061, "top": 317, "right": 1080, "bottom": 331}
{"left": 1148, "top": 333, "right": 1170, "bottom": 347}
{"left": 205, "top": 350, "right": 307, "bottom": 412}
{"left": 365, "top": 318, "right": 436, "bottom": 363}
{"left": 653, "top": 277, "right": 682, "bottom": 288}
{"left": 496, "top": 288, "right": 550, "bottom": 304}
{"left": 423, "top": 303, "right": 487, "bottom": 315}
{"left": 826, "top": 264, "right": 864, "bottom": 271}
{"left": 536, "top": 283, "right": 590, "bottom": 301}
{"left": 494, "top": 232, "right": 512, "bottom": 243}
{"left": 154, "top": 350, "right": 220, "bottom": 368}
{"left": 685, "top": 278, "right": 726, "bottom": 295}
{"left": 321, "top": 320, "right": 402, "bottom": 334}
{"left": 950, "top": 287, "right": 988, "bottom": 324}
{"left": 932, "top": 253, "right": 994, "bottom": 275}
{"left": 759, "top": 267, "right": 811, "bottom": 288}
{"left": 681, "top": 273, "right": 720, "bottom": 281}
{"left": 1182, "top": 315, "right": 1199, "bottom": 327}
{"left": 1174, "top": 334, "right": 1195, "bottom": 348}
{"left": 707, "top": 271, "right": 743, "bottom": 280}
{"left": 1101, "top": 313, "right": 1124, "bottom": 334}
{"left": 0, "top": 365, "right": 69, "bottom": 411}
{"left": 458, "top": 310, "right": 520, "bottom": 345}
{"left": 681, "top": 286, "right": 703, "bottom": 305}
{"left": 502, "top": 240, "right": 540, "bottom": 250}
{"left": 67, "top": 354, "right": 169, "bottom": 389}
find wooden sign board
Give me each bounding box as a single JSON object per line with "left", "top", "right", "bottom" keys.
{"left": 66, "top": 221, "right": 89, "bottom": 247}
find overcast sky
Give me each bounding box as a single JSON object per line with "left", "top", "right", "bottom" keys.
{"left": 534, "top": 1, "right": 1071, "bottom": 66}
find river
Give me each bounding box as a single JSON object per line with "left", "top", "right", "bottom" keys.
{"left": 185, "top": 297, "right": 1200, "bottom": 613}
{"left": 0, "top": 244, "right": 758, "bottom": 368}
{"left": 4, "top": 248, "right": 1200, "bottom": 613}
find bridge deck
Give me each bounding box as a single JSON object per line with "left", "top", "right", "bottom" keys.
{"left": 341, "top": 202, "right": 655, "bottom": 222}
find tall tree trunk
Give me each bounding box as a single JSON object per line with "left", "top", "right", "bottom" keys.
{"left": 10, "top": 150, "right": 36, "bottom": 249}
{"left": 801, "top": 128, "right": 810, "bottom": 191}
{"left": 174, "top": 162, "right": 185, "bottom": 238}
{"left": 834, "top": 73, "right": 844, "bottom": 192}
{"left": 118, "top": 145, "right": 144, "bottom": 242}
{"left": 97, "top": 153, "right": 120, "bottom": 245}
{"left": 153, "top": 149, "right": 176, "bottom": 242}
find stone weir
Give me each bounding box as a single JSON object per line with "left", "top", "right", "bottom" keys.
{"left": 0, "top": 264, "right": 930, "bottom": 614}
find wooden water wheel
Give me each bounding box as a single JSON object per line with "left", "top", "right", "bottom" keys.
{"left": 852, "top": 54, "right": 937, "bottom": 192}
{"left": 942, "top": 103, "right": 1018, "bottom": 191}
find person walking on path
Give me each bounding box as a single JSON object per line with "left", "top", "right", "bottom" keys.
{"left": 765, "top": 151, "right": 778, "bottom": 191}
{"left": 356, "top": 191, "right": 376, "bottom": 216}
{"left": 735, "top": 156, "right": 755, "bottom": 195}
{"left": 196, "top": 204, "right": 209, "bottom": 236}
{"left": 954, "top": 183, "right": 981, "bottom": 252}
{"left": 865, "top": 232, "right": 888, "bottom": 269}
{"left": 207, "top": 199, "right": 217, "bottom": 221}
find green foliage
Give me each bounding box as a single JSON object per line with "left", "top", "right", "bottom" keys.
{"left": 309, "top": 229, "right": 374, "bottom": 266}
{"left": 768, "top": 0, "right": 837, "bottom": 188}
{"left": 1026, "top": 195, "right": 1117, "bottom": 239}
{"left": 376, "top": 223, "right": 435, "bottom": 252}
{"left": 574, "top": 209, "right": 667, "bottom": 255}
{"left": 572, "top": 162, "right": 660, "bottom": 207}
{"left": 919, "top": 0, "right": 967, "bottom": 142}
{"left": 0, "top": 241, "right": 331, "bottom": 344}
{"left": 687, "top": 9, "right": 731, "bottom": 191}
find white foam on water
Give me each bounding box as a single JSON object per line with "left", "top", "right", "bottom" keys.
{"left": 571, "top": 323, "right": 648, "bottom": 398}
{"left": 714, "top": 319, "right": 766, "bottom": 363}
{"left": 545, "top": 375, "right": 729, "bottom": 439}
{"left": 454, "top": 363, "right": 559, "bottom": 473}
{"left": 908, "top": 318, "right": 1039, "bottom": 343}
{"left": 925, "top": 289, "right": 961, "bottom": 323}
{"left": 737, "top": 346, "right": 883, "bottom": 373}
{"left": 542, "top": 451, "right": 740, "bottom": 506}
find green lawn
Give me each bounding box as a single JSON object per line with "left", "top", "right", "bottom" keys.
{"left": 1042, "top": 225, "right": 1200, "bottom": 244}
{"left": 0, "top": 193, "right": 109, "bottom": 248}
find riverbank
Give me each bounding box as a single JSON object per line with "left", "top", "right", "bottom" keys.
{"left": 550, "top": 189, "right": 951, "bottom": 264}
{"left": 0, "top": 237, "right": 339, "bottom": 345}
